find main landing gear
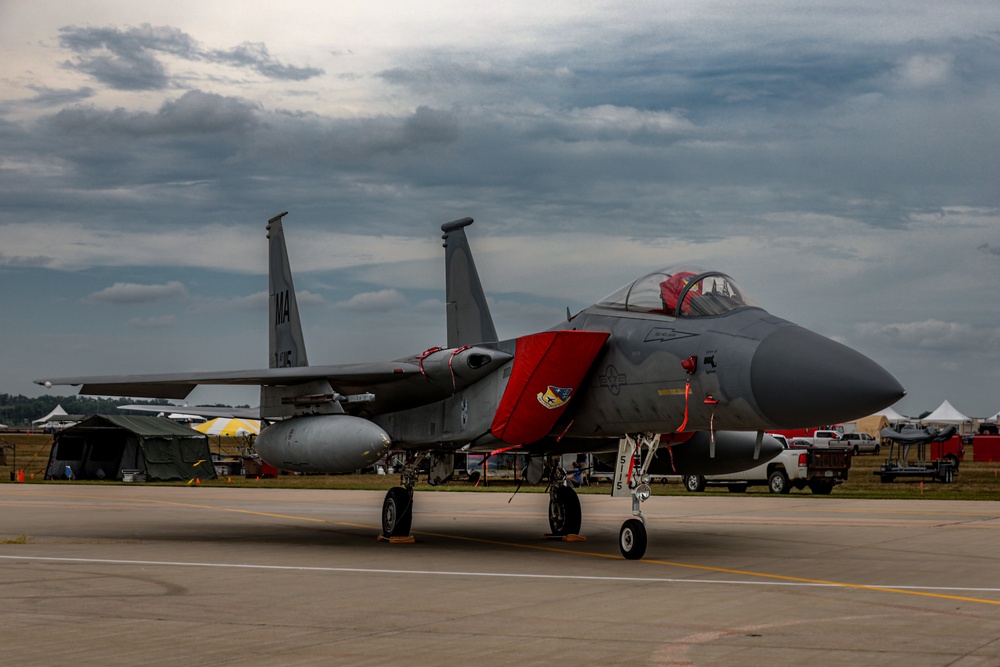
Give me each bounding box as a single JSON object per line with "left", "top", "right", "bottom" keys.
{"left": 544, "top": 456, "right": 584, "bottom": 539}
{"left": 548, "top": 485, "right": 582, "bottom": 536}
{"left": 611, "top": 433, "right": 660, "bottom": 560}
{"left": 380, "top": 456, "right": 420, "bottom": 541}
{"left": 381, "top": 486, "right": 413, "bottom": 538}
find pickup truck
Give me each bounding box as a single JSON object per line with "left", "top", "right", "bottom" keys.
{"left": 839, "top": 432, "right": 880, "bottom": 455}
{"left": 798, "top": 429, "right": 846, "bottom": 448}
{"left": 682, "top": 434, "right": 852, "bottom": 494}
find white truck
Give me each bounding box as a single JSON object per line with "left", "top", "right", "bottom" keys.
{"left": 683, "top": 434, "right": 852, "bottom": 494}
{"left": 800, "top": 429, "right": 846, "bottom": 448}
{"left": 839, "top": 432, "right": 880, "bottom": 455}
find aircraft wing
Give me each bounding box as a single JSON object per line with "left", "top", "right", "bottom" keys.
{"left": 36, "top": 362, "right": 423, "bottom": 400}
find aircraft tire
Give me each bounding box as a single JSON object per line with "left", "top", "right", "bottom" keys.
{"left": 619, "top": 518, "right": 647, "bottom": 560}
{"left": 768, "top": 470, "right": 790, "bottom": 494}
{"left": 683, "top": 475, "right": 706, "bottom": 492}
{"left": 381, "top": 486, "right": 413, "bottom": 537}
{"left": 548, "top": 486, "right": 582, "bottom": 536}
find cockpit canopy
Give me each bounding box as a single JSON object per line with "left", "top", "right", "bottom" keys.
{"left": 596, "top": 266, "right": 758, "bottom": 317}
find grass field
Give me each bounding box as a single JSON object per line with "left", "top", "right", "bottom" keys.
{"left": 3, "top": 433, "right": 1000, "bottom": 500}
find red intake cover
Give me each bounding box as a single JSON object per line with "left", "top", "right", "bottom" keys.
{"left": 490, "top": 330, "right": 609, "bottom": 444}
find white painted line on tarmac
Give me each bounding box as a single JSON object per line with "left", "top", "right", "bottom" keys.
{"left": 2, "top": 554, "right": 998, "bottom": 594}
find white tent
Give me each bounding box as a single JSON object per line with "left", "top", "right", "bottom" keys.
{"left": 33, "top": 404, "right": 69, "bottom": 424}
{"left": 32, "top": 405, "right": 82, "bottom": 429}
{"left": 922, "top": 400, "right": 973, "bottom": 432}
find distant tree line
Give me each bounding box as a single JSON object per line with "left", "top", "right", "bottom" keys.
{"left": 0, "top": 394, "right": 173, "bottom": 426}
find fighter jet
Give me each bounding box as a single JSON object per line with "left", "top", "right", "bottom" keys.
{"left": 37, "top": 213, "right": 904, "bottom": 559}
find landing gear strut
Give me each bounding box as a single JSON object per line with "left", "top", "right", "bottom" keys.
{"left": 612, "top": 433, "right": 660, "bottom": 560}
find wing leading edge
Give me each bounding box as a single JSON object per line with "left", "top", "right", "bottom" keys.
{"left": 36, "top": 363, "right": 423, "bottom": 400}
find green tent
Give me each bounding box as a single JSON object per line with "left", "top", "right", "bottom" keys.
{"left": 46, "top": 415, "right": 217, "bottom": 482}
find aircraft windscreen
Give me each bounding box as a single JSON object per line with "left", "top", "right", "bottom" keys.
{"left": 596, "top": 268, "right": 757, "bottom": 317}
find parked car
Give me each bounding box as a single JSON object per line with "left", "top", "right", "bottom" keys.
{"left": 840, "top": 432, "right": 880, "bottom": 455}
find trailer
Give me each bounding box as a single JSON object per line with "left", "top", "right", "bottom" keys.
{"left": 876, "top": 424, "right": 959, "bottom": 484}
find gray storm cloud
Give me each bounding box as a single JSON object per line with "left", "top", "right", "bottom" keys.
{"left": 59, "top": 24, "right": 323, "bottom": 90}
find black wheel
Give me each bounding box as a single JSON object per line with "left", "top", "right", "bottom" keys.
{"left": 809, "top": 480, "right": 834, "bottom": 495}
{"left": 683, "top": 475, "right": 706, "bottom": 492}
{"left": 381, "top": 486, "right": 412, "bottom": 537}
{"left": 853, "top": 446, "right": 860, "bottom": 456}
{"left": 619, "top": 518, "right": 647, "bottom": 560}
{"left": 874, "top": 444, "right": 881, "bottom": 455}
{"left": 548, "top": 486, "right": 582, "bottom": 536}
{"left": 945, "top": 454, "right": 959, "bottom": 471}
{"left": 768, "top": 470, "right": 790, "bottom": 494}
{"left": 727, "top": 484, "right": 747, "bottom": 493}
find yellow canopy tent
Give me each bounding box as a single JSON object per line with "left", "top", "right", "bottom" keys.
{"left": 193, "top": 418, "right": 260, "bottom": 436}
{"left": 193, "top": 418, "right": 261, "bottom": 459}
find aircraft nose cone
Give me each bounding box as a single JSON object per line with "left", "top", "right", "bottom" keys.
{"left": 750, "top": 325, "right": 905, "bottom": 427}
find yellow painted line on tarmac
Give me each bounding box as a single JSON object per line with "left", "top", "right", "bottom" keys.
{"left": 636, "top": 557, "right": 1000, "bottom": 607}
{"left": 6, "top": 489, "right": 1000, "bottom": 607}
{"left": 134, "top": 496, "right": 376, "bottom": 530}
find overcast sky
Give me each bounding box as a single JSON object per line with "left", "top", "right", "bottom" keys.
{"left": 2, "top": 0, "right": 998, "bottom": 419}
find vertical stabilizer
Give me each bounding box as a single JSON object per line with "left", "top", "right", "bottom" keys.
{"left": 441, "top": 217, "right": 498, "bottom": 347}
{"left": 267, "top": 212, "right": 309, "bottom": 368}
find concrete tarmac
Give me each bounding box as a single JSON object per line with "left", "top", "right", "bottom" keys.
{"left": 2, "top": 484, "right": 1000, "bottom": 666}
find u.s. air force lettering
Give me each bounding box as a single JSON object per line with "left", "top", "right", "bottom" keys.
{"left": 644, "top": 327, "right": 697, "bottom": 343}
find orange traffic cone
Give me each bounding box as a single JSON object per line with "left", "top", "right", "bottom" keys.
{"left": 195, "top": 478, "right": 200, "bottom": 485}
{"left": 17, "top": 470, "right": 25, "bottom": 483}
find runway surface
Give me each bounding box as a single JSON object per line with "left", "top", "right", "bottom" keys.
{"left": 2, "top": 484, "right": 1000, "bottom": 666}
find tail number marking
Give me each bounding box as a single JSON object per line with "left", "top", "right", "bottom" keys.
{"left": 274, "top": 289, "right": 291, "bottom": 325}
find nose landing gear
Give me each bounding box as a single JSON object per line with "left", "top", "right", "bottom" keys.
{"left": 612, "top": 433, "right": 660, "bottom": 560}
